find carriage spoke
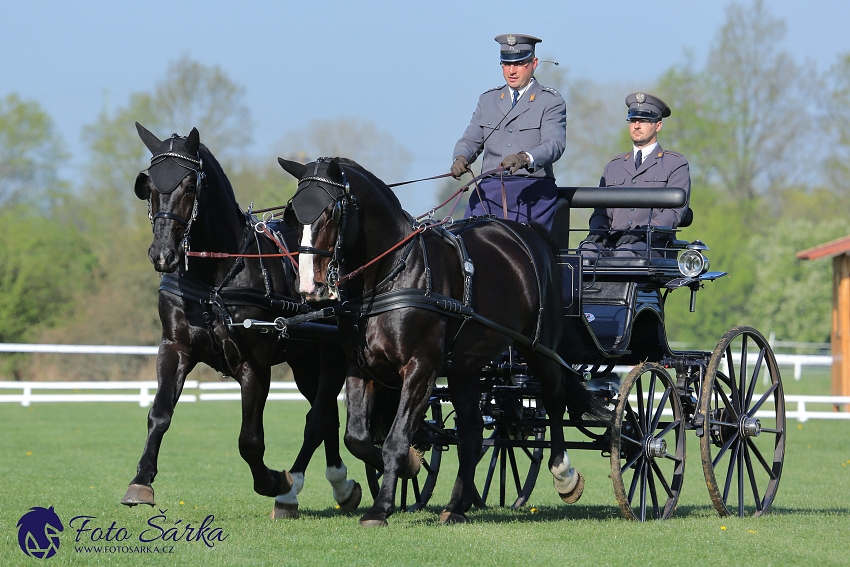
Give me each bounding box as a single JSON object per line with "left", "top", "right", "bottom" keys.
{"left": 650, "top": 459, "right": 675, "bottom": 499}
{"left": 747, "top": 437, "right": 778, "bottom": 480}
{"left": 724, "top": 345, "right": 741, "bottom": 413}
{"left": 650, "top": 388, "right": 672, "bottom": 432}
{"left": 749, "top": 382, "right": 780, "bottom": 415}
{"left": 743, "top": 443, "right": 763, "bottom": 512}
{"left": 647, "top": 465, "right": 661, "bottom": 519}
{"left": 712, "top": 430, "right": 739, "bottom": 468}
{"left": 627, "top": 459, "right": 644, "bottom": 503}
{"left": 639, "top": 460, "right": 648, "bottom": 522}
{"left": 656, "top": 418, "right": 681, "bottom": 439}
{"left": 739, "top": 335, "right": 748, "bottom": 404}
{"left": 625, "top": 403, "right": 645, "bottom": 439}
{"left": 620, "top": 433, "right": 643, "bottom": 448}
{"left": 499, "top": 447, "right": 507, "bottom": 507}
{"left": 759, "top": 426, "right": 784, "bottom": 435}
{"left": 635, "top": 380, "right": 646, "bottom": 433}
{"left": 745, "top": 349, "right": 765, "bottom": 409}
{"left": 621, "top": 450, "right": 643, "bottom": 474}
{"left": 714, "top": 379, "right": 740, "bottom": 421}
{"left": 737, "top": 444, "right": 745, "bottom": 516}
{"left": 646, "top": 373, "right": 658, "bottom": 426}
{"left": 722, "top": 440, "right": 741, "bottom": 503}
{"left": 507, "top": 448, "right": 522, "bottom": 497}
{"left": 481, "top": 446, "right": 499, "bottom": 503}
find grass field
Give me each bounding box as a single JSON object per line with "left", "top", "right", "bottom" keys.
{"left": 1, "top": 367, "right": 849, "bottom": 566}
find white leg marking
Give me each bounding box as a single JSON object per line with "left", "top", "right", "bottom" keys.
{"left": 299, "top": 224, "right": 315, "bottom": 294}
{"left": 326, "top": 463, "right": 355, "bottom": 503}
{"left": 275, "top": 472, "right": 304, "bottom": 505}
{"left": 551, "top": 451, "right": 579, "bottom": 494}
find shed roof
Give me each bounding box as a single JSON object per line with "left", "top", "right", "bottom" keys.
{"left": 797, "top": 235, "right": 850, "bottom": 260}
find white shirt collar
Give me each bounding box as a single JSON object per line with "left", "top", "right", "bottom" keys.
{"left": 509, "top": 78, "right": 535, "bottom": 102}
{"left": 633, "top": 142, "right": 658, "bottom": 160}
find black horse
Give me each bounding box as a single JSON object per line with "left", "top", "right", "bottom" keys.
{"left": 278, "top": 157, "right": 599, "bottom": 525}
{"left": 122, "top": 124, "right": 361, "bottom": 519}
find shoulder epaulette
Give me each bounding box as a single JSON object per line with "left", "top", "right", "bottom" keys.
{"left": 663, "top": 150, "right": 684, "bottom": 158}
{"left": 611, "top": 152, "right": 630, "bottom": 162}
{"left": 538, "top": 85, "right": 561, "bottom": 97}
{"left": 483, "top": 85, "right": 505, "bottom": 95}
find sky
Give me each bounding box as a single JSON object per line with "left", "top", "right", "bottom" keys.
{"left": 2, "top": 0, "right": 849, "bottom": 215}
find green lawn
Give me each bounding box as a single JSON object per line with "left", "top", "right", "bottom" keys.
{"left": 1, "top": 369, "right": 849, "bottom": 566}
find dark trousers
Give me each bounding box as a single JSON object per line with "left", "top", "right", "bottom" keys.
{"left": 464, "top": 177, "right": 558, "bottom": 231}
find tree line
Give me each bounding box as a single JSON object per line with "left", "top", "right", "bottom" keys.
{"left": 1, "top": 0, "right": 848, "bottom": 380}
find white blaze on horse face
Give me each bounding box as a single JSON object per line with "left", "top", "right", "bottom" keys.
{"left": 299, "top": 224, "right": 316, "bottom": 295}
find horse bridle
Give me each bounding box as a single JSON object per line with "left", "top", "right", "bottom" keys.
{"left": 144, "top": 134, "right": 206, "bottom": 270}
{"left": 292, "top": 159, "right": 358, "bottom": 297}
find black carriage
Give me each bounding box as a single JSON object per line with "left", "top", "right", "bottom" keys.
{"left": 366, "top": 186, "right": 786, "bottom": 521}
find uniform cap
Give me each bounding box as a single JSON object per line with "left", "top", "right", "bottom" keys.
{"left": 495, "top": 34, "right": 541, "bottom": 63}
{"left": 625, "top": 92, "right": 671, "bottom": 121}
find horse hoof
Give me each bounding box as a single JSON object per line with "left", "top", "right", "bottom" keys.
{"left": 338, "top": 482, "right": 362, "bottom": 513}
{"left": 439, "top": 510, "right": 469, "bottom": 524}
{"left": 400, "top": 446, "right": 422, "bottom": 479}
{"left": 121, "top": 484, "right": 155, "bottom": 507}
{"left": 271, "top": 501, "right": 299, "bottom": 520}
{"left": 558, "top": 472, "right": 585, "bottom": 504}
{"left": 359, "top": 518, "right": 388, "bottom": 527}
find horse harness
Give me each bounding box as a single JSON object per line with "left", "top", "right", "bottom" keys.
{"left": 284, "top": 166, "right": 569, "bottom": 370}
{"left": 142, "top": 135, "right": 310, "bottom": 336}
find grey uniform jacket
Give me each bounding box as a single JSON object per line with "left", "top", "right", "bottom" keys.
{"left": 452, "top": 80, "right": 566, "bottom": 180}
{"left": 590, "top": 144, "right": 691, "bottom": 232}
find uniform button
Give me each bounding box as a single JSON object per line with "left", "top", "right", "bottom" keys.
{"left": 528, "top": 123, "right": 532, "bottom": 127}
{"left": 507, "top": 143, "right": 512, "bottom": 147}
{"left": 508, "top": 128, "right": 513, "bottom": 133}
{"left": 488, "top": 122, "right": 492, "bottom": 125}
{"left": 632, "top": 179, "right": 637, "bottom": 184}
{"left": 628, "top": 221, "right": 633, "bottom": 225}
{"left": 630, "top": 208, "right": 634, "bottom": 211}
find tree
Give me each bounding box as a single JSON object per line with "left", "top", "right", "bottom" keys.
{"left": 281, "top": 118, "right": 412, "bottom": 183}
{"left": 823, "top": 53, "right": 850, "bottom": 204}
{"left": 0, "top": 93, "right": 68, "bottom": 206}
{"left": 746, "top": 219, "right": 850, "bottom": 344}
{"left": 658, "top": 0, "right": 815, "bottom": 203}
{"left": 0, "top": 206, "right": 99, "bottom": 378}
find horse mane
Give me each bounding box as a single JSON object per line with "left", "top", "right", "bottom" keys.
{"left": 334, "top": 157, "right": 404, "bottom": 214}
{"left": 198, "top": 142, "right": 239, "bottom": 209}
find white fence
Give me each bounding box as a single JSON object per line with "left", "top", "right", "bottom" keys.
{"left": 0, "top": 343, "right": 846, "bottom": 421}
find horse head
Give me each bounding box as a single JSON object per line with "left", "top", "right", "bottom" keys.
{"left": 278, "top": 157, "right": 360, "bottom": 301}
{"left": 134, "top": 122, "right": 204, "bottom": 273}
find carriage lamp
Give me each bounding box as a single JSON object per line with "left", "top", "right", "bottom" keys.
{"left": 678, "top": 241, "right": 710, "bottom": 278}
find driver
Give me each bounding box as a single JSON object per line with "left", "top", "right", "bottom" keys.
{"left": 450, "top": 34, "right": 566, "bottom": 231}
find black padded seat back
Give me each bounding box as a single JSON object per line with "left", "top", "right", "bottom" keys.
{"left": 581, "top": 280, "right": 637, "bottom": 351}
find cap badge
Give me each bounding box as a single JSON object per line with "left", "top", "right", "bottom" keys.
{"left": 507, "top": 35, "right": 517, "bottom": 46}
{"left": 636, "top": 92, "right": 646, "bottom": 103}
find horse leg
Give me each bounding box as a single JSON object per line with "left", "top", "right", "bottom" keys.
{"left": 532, "top": 355, "right": 584, "bottom": 504}
{"left": 358, "top": 364, "right": 437, "bottom": 527}
{"left": 123, "top": 343, "right": 194, "bottom": 506}
{"left": 273, "top": 349, "right": 361, "bottom": 519}
{"left": 236, "top": 363, "right": 294, "bottom": 503}
{"left": 343, "top": 370, "right": 384, "bottom": 471}
{"left": 440, "top": 374, "right": 483, "bottom": 524}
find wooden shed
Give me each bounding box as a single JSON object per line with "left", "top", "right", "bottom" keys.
{"left": 797, "top": 236, "right": 850, "bottom": 410}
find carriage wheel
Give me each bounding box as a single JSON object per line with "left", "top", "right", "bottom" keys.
{"left": 699, "top": 326, "right": 786, "bottom": 517}
{"left": 611, "top": 362, "right": 686, "bottom": 521}
{"left": 364, "top": 398, "right": 444, "bottom": 512}
{"left": 475, "top": 404, "right": 545, "bottom": 509}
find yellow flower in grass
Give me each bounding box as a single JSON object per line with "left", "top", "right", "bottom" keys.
{"left": 530, "top": 507, "right": 539, "bottom": 514}
{"left": 720, "top": 526, "right": 727, "bottom": 531}
{"left": 747, "top": 530, "right": 757, "bottom": 534}
{"left": 179, "top": 501, "right": 185, "bottom": 506}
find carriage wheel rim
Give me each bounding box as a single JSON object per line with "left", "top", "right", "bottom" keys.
{"left": 699, "top": 326, "right": 786, "bottom": 518}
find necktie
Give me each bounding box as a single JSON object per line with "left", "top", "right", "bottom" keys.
{"left": 635, "top": 149, "right": 642, "bottom": 169}
{"left": 512, "top": 90, "right": 519, "bottom": 108}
